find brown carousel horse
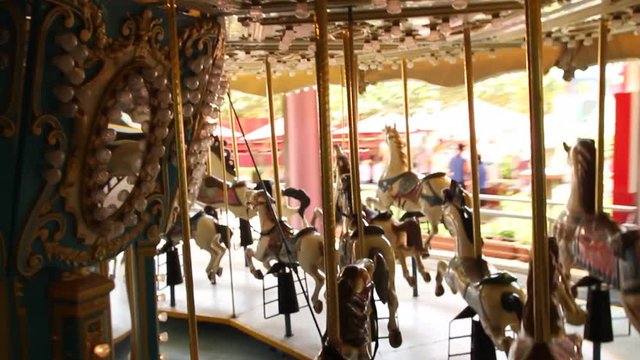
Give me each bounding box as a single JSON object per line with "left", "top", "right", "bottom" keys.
{"left": 435, "top": 180, "right": 525, "bottom": 352}
{"left": 365, "top": 125, "right": 472, "bottom": 245}
{"left": 335, "top": 173, "right": 403, "bottom": 348}
{"left": 244, "top": 189, "right": 326, "bottom": 314}
{"left": 509, "top": 237, "right": 583, "bottom": 359}
{"left": 552, "top": 138, "right": 640, "bottom": 332}
{"left": 334, "top": 144, "right": 431, "bottom": 287}
{"left": 317, "top": 256, "right": 390, "bottom": 360}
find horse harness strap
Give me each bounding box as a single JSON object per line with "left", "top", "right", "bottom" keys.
{"left": 419, "top": 179, "right": 444, "bottom": 206}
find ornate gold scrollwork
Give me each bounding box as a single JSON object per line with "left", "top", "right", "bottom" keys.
{"left": 18, "top": 0, "right": 224, "bottom": 276}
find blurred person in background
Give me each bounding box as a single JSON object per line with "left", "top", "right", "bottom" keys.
{"left": 449, "top": 143, "right": 469, "bottom": 189}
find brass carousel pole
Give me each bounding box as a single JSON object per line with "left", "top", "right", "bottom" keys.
{"left": 463, "top": 26, "right": 483, "bottom": 258}
{"left": 401, "top": 57, "right": 419, "bottom": 298}
{"left": 265, "top": 57, "right": 283, "bottom": 218}
{"left": 401, "top": 58, "right": 412, "bottom": 168}
{"left": 524, "top": 0, "right": 551, "bottom": 344}
{"left": 219, "top": 118, "right": 237, "bottom": 318}
{"left": 596, "top": 18, "right": 608, "bottom": 214}
{"left": 341, "top": 65, "right": 348, "bottom": 149}
{"left": 315, "top": 0, "right": 340, "bottom": 344}
{"left": 166, "top": 0, "right": 199, "bottom": 358}
{"left": 343, "top": 9, "right": 366, "bottom": 260}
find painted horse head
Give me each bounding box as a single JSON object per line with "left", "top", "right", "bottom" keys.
{"left": 441, "top": 180, "right": 477, "bottom": 254}
{"left": 564, "top": 138, "right": 596, "bottom": 215}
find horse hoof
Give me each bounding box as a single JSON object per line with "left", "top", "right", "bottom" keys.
{"left": 252, "top": 269, "right": 264, "bottom": 280}
{"left": 313, "top": 300, "right": 323, "bottom": 314}
{"left": 422, "top": 272, "right": 431, "bottom": 283}
{"left": 388, "top": 329, "right": 403, "bottom": 348}
{"left": 435, "top": 285, "right": 444, "bottom": 297}
{"left": 216, "top": 267, "right": 223, "bottom": 277}
{"left": 407, "top": 276, "right": 416, "bottom": 288}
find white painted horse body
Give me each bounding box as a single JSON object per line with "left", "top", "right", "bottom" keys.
{"left": 365, "top": 126, "right": 472, "bottom": 244}
{"left": 435, "top": 182, "right": 525, "bottom": 352}
{"left": 244, "top": 190, "right": 326, "bottom": 314}
{"left": 167, "top": 208, "right": 230, "bottom": 283}
{"left": 209, "top": 136, "right": 309, "bottom": 224}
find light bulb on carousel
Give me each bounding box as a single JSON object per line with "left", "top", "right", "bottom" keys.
{"left": 371, "top": 0, "right": 387, "bottom": 8}
{"left": 390, "top": 21, "right": 402, "bottom": 38}
{"left": 451, "top": 0, "right": 467, "bottom": 10}
{"left": 295, "top": 0, "right": 310, "bottom": 19}
{"left": 93, "top": 344, "right": 111, "bottom": 358}
{"left": 249, "top": 1, "right": 263, "bottom": 22}
{"left": 386, "top": 0, "right": 401, "bottom": 15}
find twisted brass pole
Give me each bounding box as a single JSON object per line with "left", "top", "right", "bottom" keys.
{"left": 524, "top": 0, "right": 551, "bottom": 343}
{"left": 166, "top": 0, "right": 199, "bottom": 357}
{"left": 596, "top": 18, "right": 608, "bottom": 214}
{"left": 463, "top": 27, "right": 483, "bottom": 258}
{"left": 315, "top": 0, "right": 340, "bottom": 344}
{"left": 265, "top": 58, "right": 283, "bottom": 217}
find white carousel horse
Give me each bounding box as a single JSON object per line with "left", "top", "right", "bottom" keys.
{"left": 209, "top": 136, "right": 310, "bottom": 225}
{"left": 166, "top": 206, "right": 232, "bottom": 284}
{"left": 509, "top": 237, "right": 583, "bottom": 359}
{"left": 335, "top": 174, "right": 403, "bottom": 348}
{"left": 333, "top": 144, "right": 430, "bottom": 288}
{"left": 435, "top": 180, "right": 525, "bottom": 352}
{"left": 244, "top": 189, "right": 326, "bottom": 314}
{"left": 552, "top": 139, "right": 640, "bottom": 332}
{"left": 365, "top": 125, "right": 473, "bottom": 245}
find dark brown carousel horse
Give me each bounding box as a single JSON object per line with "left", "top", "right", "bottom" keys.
{"left": 509, "top": 237, "right": 582, "bottom": 359}
{"left": 553, "top": 139, "right": 640, "bottom": 333}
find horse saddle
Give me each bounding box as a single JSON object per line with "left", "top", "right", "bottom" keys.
{"left": 350, "top": 225, "right": 385, "bottom": 239}
{"left": 478, "top": 272, "right": 518, "bottom": 286}
{"left": 379, "top": 172, "right": 421, "bottom": 202}
{"left": 198, "top": 176, "right": 245, "bottom": 206}
{"left": 400, "top": 211, "right": 424, "bottom": 221}
{"left": 363, "top": 207, "right": 393, "bottom": 222}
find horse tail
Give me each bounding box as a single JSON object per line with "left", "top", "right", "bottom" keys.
{"left": 369, "top": 248, "right": 390, "bottom": 304}
{"left": 501, "top": 292, "right": 524, "bottom": 321}
{"left": 239, "top": 218, "right": 253, "bottom": 247}
{"left": 283, "top": 187, "right": 311, "bottom": 219}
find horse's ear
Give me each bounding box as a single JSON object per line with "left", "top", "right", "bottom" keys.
{"left": 563, "top": 142, "right": 570, "bottom": 153}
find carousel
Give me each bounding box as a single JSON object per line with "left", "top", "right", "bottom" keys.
{"left": 1, "top": 0, "right": 640, "bottom": 359}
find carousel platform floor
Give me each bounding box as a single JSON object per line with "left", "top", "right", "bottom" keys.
{"left": 111, "top": 237, "right": 639, "bottom": 359}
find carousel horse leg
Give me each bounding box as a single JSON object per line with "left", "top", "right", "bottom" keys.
{"left": 397, "top": 248, "right": 416, "bottom": 288}
{"left": 414, "top": 251, "right": 431, "bottom": 283}
{"left": 435, "top": 261, "right": 449, "bottom": 297}
{"left": 387, "top": 288, "right": 403, "bottom": 348}
{"left": 210, "top": 234, "right": 226, "bottom": 280}
{"left": 244, "top": 247, "right": 263, "bottom": 280}
{"left": 298, "top": 235, "right": 325, "bottom": 314}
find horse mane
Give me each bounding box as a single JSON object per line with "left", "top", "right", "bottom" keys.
{"left": 443, "top": 181, "right": 474, "bottom": 245}
{"left": 384, "top": 126, "right": 407, "bottom": 169}
{"left": 211, "top": 135, "right": 237, "bottom": 176}
{"left": 572, "top": 139, "right": 596, "bottom": 215}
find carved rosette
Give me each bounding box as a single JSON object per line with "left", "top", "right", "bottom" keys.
{"left": 17, "top": 0, "right": 223, "bottom": 276}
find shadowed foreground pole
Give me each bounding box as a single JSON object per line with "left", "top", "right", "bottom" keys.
{"left": 524, "top": 0, "right": 551, "bottom": 345}
{"left": 166, "top": 0, "right": 199, "bottom": 358}
{"left": 463, "top": 26, "right": 482, "bottom": 258}
{"left": 596, "top": 18, "right": 608, "bottom": 214}
{"left": 315, "top": 0, "right": 339, "bottom": 344}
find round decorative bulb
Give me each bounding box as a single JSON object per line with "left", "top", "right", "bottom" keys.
{"left": 101, "top": 128, "right": 117, "bottom": 143}
{"left": 183, "top": 104, "right": 194, "bottom": 118}
{"left": 93, "top": 344, "right": 111, "bottom": 358}
{"left": 157, "top": 108, "right": 172, "bottom": 123}
{"left": 127, "top": 73, "right": 145, "bottom": 90}
{"left": 55, "top": 33, "right": 78, "bottom": 52}
{"left": 159, "top": 353, "right": 168, "bottom": 360}
{"left": 60, "top": 102, "right": 79, "bottom": 118}
{"left": 159, "top": 332, "right": 169, "bottom": 342}
{"left": 158, "top": 312, "right": 168, "bottom": 322}
{"left": 133, "top": 197, "right": 147, "bottom": 212}
{"left": 95, "top": 148, "right": 112, "bottom": 164}
{"left": 53, "top": 54, "right": 75, "bottom": 73}
{"left": 54, "top": 85, "right": 75, "bottom": 103}
{"left": 117, "top": 90, "right": 133, "bottom": 108}
{"left": 143, "top": 67, "right": 159, "bottom": 81}
{"left": 451, "top": 0, "right": 467, "bottom": 10}
{"left": 43, "top": 168, "right": 62, "bottom": 184}
{"left": 295, "top": 1, "right": 310, "bottom": 19}
{"left": 117, "top": 189, "right": 130, "bottom": 202}
{"left": 184, "top": 76, "right": 199, "bottom": 90}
